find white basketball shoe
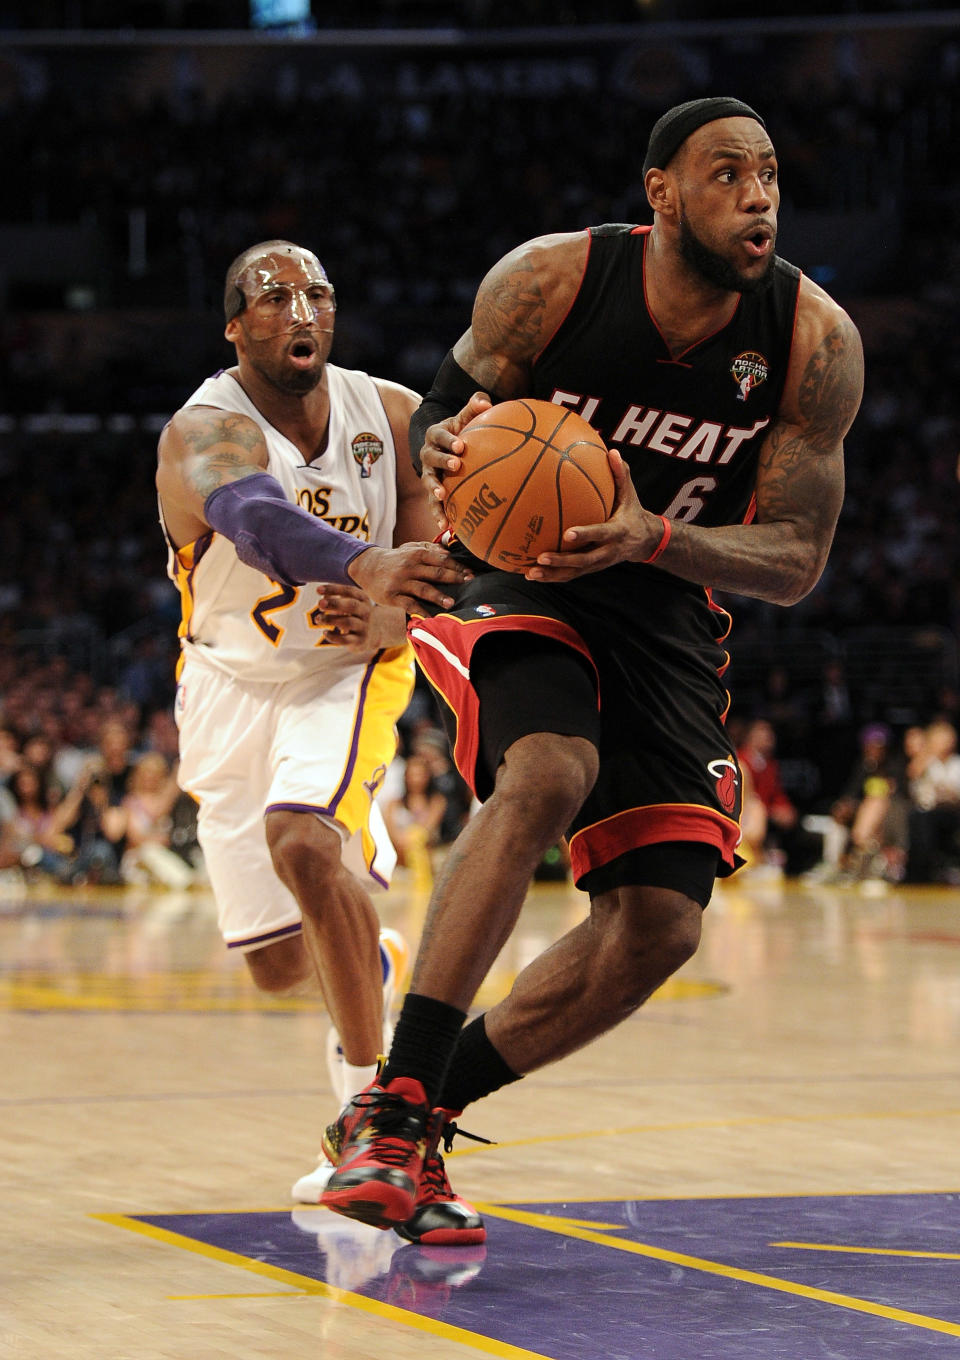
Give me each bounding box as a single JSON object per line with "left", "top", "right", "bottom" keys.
{"left": 291, "top": 927, "right": 409, "bottom": 1203}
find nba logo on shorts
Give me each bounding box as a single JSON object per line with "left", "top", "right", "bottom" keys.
{"left": 175, "top": 683, "right": 186, "bottom": 720}
{"left": 474, "top": 604, "right": 497, "bottom": 617}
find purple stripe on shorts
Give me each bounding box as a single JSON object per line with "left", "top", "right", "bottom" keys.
{"left": 326, "top": 653, "right": 379, "bottom": 817}
{"left": 227, "top": 921, "right": 302, "bottom": 950}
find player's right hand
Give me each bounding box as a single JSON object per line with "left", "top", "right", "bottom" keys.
{"left": 418, "top": 392, "right": 492, "bottom": 531}
{"left": 347, "top": 542, "right": 472, "bottom": 613}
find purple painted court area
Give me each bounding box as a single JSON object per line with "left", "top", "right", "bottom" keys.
{"left": 135, "top": 1192, "right": 960, "bottom": 1359}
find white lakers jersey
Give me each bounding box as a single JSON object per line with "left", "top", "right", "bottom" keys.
{"left": 166, "top": 365, "right": 400, "bottom": 682}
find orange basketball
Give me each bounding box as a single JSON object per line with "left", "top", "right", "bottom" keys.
{"left": 443, "top": 399, "right": 614, "bottom": 572}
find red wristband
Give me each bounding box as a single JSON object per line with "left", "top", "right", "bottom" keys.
{"left": 643, "top": 515, "right": 672, "bottom": 565}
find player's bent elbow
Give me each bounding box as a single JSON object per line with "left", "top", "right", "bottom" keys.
{"left": 765, "top": 547, "right": 828, "bottom": 607}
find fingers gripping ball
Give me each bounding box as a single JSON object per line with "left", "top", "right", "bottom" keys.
{"left": 444, "top": 399, "right": 615, "bottom": 572}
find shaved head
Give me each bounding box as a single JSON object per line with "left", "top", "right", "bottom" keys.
{"left": 224, "top": 240, "right": 327, "bottom": 322}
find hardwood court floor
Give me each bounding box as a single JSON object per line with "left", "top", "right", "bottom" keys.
{"left": 3, "top": 864, "right": 960, "bottom": 1359}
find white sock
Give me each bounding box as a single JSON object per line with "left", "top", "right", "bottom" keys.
{"left": 341, "top": 1061, "right": 379, "bottom": 1104}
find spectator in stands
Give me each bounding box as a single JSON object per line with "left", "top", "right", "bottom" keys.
{"left": 409, "top": 725, "right": 473, "bottom": 847}
{"left": 905, "top": 720, "right": 960, "bottom": 884}
{"left": 1, "top": 764, "right": 76, "bottom": 882}
{"left": 383, "top": 753, "right": 448, "bottom": 870}
{"left": 827, "top": 723, "right": 909, "bottom": 883}
{"left": 0, "top": 727, "right": 21, "bottom": 785}
{"left": 737, "top": 718, "right": 799, "bottom": 875}
{"left": 107, "top": 751, "right": 195, "bottom": 889}
{"left": 95, "top": 717, "right": 138, "bottom": 807}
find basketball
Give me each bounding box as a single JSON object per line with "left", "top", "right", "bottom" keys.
{"left": 443, "top": 399, "right": 615, "bottom": 572}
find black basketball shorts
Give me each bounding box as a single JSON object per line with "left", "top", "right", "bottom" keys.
{"left": 407, "top": 559, "right": 744, "bottom": 897}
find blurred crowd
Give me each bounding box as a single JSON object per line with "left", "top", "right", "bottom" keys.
{"left": 0, "top": 642, "right": 475, "bottom": 891}
{"left": 1, "top": 20, "right": 959, "bottom": 888}
{"left": 0, "top": 650, "right": 203, "bottom": 889}
{"left": 735, "top": 714, "right": 960, "bottom": 889}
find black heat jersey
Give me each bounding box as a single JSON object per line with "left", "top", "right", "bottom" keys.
{"left": 532, "top": 224, "right": 801, "bottom": 527}
{"left": 408, "top": 224, "right": 803, "bottom": 894}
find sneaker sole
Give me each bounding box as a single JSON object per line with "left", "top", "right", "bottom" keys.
{"left": 322, "top": 1178, "right": 416, "bottom": 1230}
{"left": 397, "top": 1221, "right": 487, "bottom": 1246}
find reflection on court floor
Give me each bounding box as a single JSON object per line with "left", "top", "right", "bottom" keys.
{"left": 103, "top": 1191, "right": 960, "bottom": 1359}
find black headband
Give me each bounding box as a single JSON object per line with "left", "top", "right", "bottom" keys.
{"left": 642, "top": 97, "right": 766, "bottom": 178}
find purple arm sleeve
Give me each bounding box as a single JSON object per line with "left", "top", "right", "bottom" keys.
{"left": 203, "top": 472, "right": 369, "bottom": 586}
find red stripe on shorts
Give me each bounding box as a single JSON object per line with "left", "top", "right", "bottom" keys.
{"left": 569, "top": 802, "right": 742, "bottom": 883}
{"left": 408, "top": 612, "right": 595, "bottom": 797}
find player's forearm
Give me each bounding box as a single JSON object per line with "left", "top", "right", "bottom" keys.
{"left": 369, "top": 605, "right": 408, "bottom": 648}
{"left": 651, "top": 519, "right": 831, "bottom": 606}
{"left": 204, "top": 472, "right": 368, "bottom": 586}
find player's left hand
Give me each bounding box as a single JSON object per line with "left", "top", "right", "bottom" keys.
{"left": 418, "top": 391, "right": 492, "bottom": 533}
{"left": 314, "top": 585, "right": 406, "bottom": 650}
{"left": 525, "top": 450, "right": 661, "bottom": 582}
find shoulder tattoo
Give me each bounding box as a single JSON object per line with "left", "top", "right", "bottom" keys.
{"left": 180, "top": 414, "right": 264, "bottom": 500}
{"left": 472, "top": 255, "right": 547, "bottom": 365}
{"left": 796, "top": 318, "right": 863, "bottom": 448}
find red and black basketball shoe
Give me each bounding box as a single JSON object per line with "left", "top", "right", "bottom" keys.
{"left": 395, "top": 1108, "right": 487, "bottom": 1246}
{"left": 320, "top": 1076, "right": 430, "bottom": 1230}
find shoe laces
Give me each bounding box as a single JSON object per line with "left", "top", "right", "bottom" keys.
{"left": 346, "top": 1089, "right": 429, "bottom": 1169}
{"left": 420, "top": 1148, "right": 455, "bottom": 1200}
{"left": 420, "top": 1118, "right": 493, "bottom": 1201}
{"left": 438, "top": 1119, "right": 493, "bottom": 1156}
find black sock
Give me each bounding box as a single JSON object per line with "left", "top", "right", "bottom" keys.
{"left": 436, "top": 1013, "right": 522, "bottom": 1113}
{"left": 381, "top": 992, "right": 467, "bottom": 1107}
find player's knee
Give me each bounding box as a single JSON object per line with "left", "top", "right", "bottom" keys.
{"left": 498, "top": 732, "right": 598, "bottom": 832}
{"left": 265, "top": 809, "right": 342, "bottom": 892}
{"left": 245, "top": 934, "right": 312, "bottom": 994}
{"left": 629, "top": 894, "right": 702, "bottom": 980}
{"left": 653, "top": 897, "right": 703, "bottom": 973}
{"left": 601, "top": 891, "right": 702, "bottom": 1011}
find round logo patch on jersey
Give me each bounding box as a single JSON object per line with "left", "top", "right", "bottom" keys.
{"left": 352, "top": 431, "right": 384, "bottom": 478}
{"left": 731, "top": 351, "right": 769, "bottom": 403}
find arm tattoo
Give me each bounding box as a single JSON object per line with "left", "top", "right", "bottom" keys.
{"left": 181, "top": 415, "right": 265, "bottom": 500}
{"left": 472, "top": 257, "right": 547, "bottom": 366}
{"left": 181, "top": 414, "right": 262, "bottom": 457}
{"left": 796, "top": 321, "right": 862, "bottom": 446}
{"left": 758, "top": 319, "right": 858, "bottom": 521}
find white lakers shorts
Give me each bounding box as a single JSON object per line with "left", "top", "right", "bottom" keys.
{"left": 175, "top": 644, "right": 414, "bottom": 952}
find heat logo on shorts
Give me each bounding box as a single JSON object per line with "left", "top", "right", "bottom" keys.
{"left": 707, "top": 757, "right": 739, "bottom": 813}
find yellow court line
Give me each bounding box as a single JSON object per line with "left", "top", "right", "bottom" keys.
{"left": 449, "top": 1105, "right": 960, "bottom": 1158}
{"left": 775, "top": 1241, "right": 960, "bottom": 1260}
{"left": 93, "top": 1213, "right": 549, "bottom": 1360}
{"left": 472, "top": 1205, "right": 960, "bottom": 1339}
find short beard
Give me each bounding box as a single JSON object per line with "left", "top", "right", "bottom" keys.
{"left": 250, "top": 352, "right": 323, "bottom": 396}
{"left": 679, "top": 217, "right": 775, "bottom": 295}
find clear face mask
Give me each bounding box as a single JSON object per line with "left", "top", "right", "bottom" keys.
{"left": 236, "top": 253, "right": 336, "bottom": 340}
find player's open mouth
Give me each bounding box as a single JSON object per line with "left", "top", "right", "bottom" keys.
{"left": 742, "top": 227, "right": 774, "bottom": 258}
{"left": 288, "top": 338, "right": 316, "bottom": 366}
